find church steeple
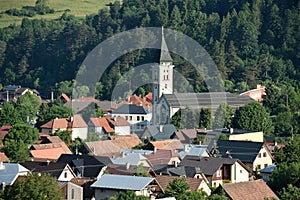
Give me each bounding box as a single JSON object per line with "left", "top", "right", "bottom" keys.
{"left": 160, "top": 27, "right": 173, "bottom": 63}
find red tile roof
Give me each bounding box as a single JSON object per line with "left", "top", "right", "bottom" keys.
{"left": 40, "top": 114, "right": 87, "bottom": 129}
{"left": 107, "top": 116, "right": 130, "bottom": 127}
{"left": 90, "top": 117, "right": 115, "bottom": 133}
{"left": 30, "top": 147, "right": 71, "bottom": 161}
{"left": 222, "top": 179, "right": 279, "bottom": 200}
{"left": 150, "top": 139, "right": 183, "bottom": 151}
{"left": 60, "top": 93, "right": 71, "bottom": 102}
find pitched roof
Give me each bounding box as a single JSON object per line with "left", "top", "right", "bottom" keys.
{"left": 155, "top": 175, "right": 203, "bottom": 193}
{"left": 0, "top": 125, "right": 12, "bottom": 141}
{"left": 144, "top": 149, "right": 179, "bottom": 166}
{"left": 57, "top": 154, "right": 112, "bottom": 166}
{"left": 222, "top": 179, "right": 279, "bottom": 200}
{"left": 0, "top": 163, "right": 29, "bottom": 185}
{"left": 260, "top": 165, "right": 276, "bottom": 174}
{"left": 175, "top": 128, "right": 198, "bottom": 144}
{"left": 149, "top": 139, "right": 183, "bottom": 151}
{"left": 21, "top": 161, "right": 73, "bottom": 178}
{"left": 32, "top": 137, "right": 72, "bottom": 155}
{"left": 91, "top": 174, "right": 154, "bottom": 191}
{"left": 109, "top": 135, "right": 142, "bottom": 149}
{"left": 160, "top": 27, "right": 173, "bottom": 62}
{"left": 111, "top": 152, "right": 148, "bottom": 166}
{"left": 112, "top": 104, "right": 149, "bottom": 114}
{"left": 107, "top": 116, "right": 130, "bottom": 127}
{"left": 0, "top": 153, "right": 8, "bottom": 162}
{"left": 40, "top": 114, "right": 87, "bottom": 129}
{"left": 216, "top": 140, "right": 264, "bottom": 163}
{"left": 162, "top": 92, "right": 254, "bottom": 110}
{"left": 177, "top": 145, "right": 209, "bottom": 159}
{"left": 106, "top": 164, "right": 152, "bottom": 176}
{"left": 30, "top": 147, "right": 72, "bottom": 161}
{"left": 181, "top": 156, "right": 241, "bottom": 176}
{"left": 89, "top": 117, "right": 115, "bottom": 133}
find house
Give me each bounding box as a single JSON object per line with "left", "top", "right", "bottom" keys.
{"left": 106, "top": 116, "right": 131, "bottom": 135}
{"left": 111, "top": 104, "right": 151, "bottom": 133}
{"left": 59, "top": 181, "right": 83, "bottom": 200}
{"left": 180, "top": 156, "right": 250, "bottom": 187}
{"left": 83, "top": 135, "right": 142, "bottom": 157}
{"left": 70, "top": 178, "right": 96, "bottom": 200}
{"left": 0, "top": 162, "right": 30, "bottom": 188}
{"left": 106, "top": 163, "right": 156, "bottom": 177}
{"left": 144, "top": 139, "right": 183, "bottom": 151}
{"left": 127, "top": 93, "right": 153, "bottom": 111}
{"left": 57, "top": 154, "right": 111, "bottom": 179}
{"left": 111, "top": 152, "right": 152, "bottom": 167}
{"left": 218, "top": 179, "right": 279, "bottom": 200}
{"left": 91, "top": 174, "right": 163, "bottom": 199}
{"left": 30, "top": 136, "right": 72, "bottom": 161}
{"left": 88, "top": 117, "right": 115, "bottom": 136}
{"left": 21, "top": 161, "right": 76, "bottom": 182}
{"left": 155, "top": 175, "right": 211, "bottom": 196}
{"left": 260, "top": 165, "right": 276, "bottom": 182}
{"left": 264, "top": 141, "right": 285, "bottom": 155}
{"left": 144, "top": 149, "right": 181, "bottom": 167}
{"left": 177, "top": 144, "right": 209, "bottom": 159}
{"left": 0, "top": 85, "right": 40, "bottom": 102}
{"left": 173, "top": 128, "right": 198, "bottom": 144}
{"left": 40, "top": 114, "right": 88, "bottom": 140}
{"left": 142, "top": 124, "right": 177, "bottom": 141}
{"left": 240, "top": 85, "right": 266, "bottom": 102}
{"left": 215, "top": 140, "right": 274, "bottom": 171}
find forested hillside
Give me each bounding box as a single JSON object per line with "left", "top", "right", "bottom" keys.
{"left": 0, "top": 0, "right": 299, "bottom": 135}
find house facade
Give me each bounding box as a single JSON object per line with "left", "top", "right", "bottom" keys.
{"left": 60, "top": 181, "right": 83, "bottom": 200}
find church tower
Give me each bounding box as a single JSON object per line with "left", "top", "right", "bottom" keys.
{"left": 152, "top": 27, "right": 174, "bottom": 125}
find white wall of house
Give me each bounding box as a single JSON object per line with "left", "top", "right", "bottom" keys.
{"left": 58, "top": 166, "right": 76, "bottom": 182}
{"left": 199, "top": 181, "right": 211, "bottom": 196}
{"left": 253, "top": 147, "right": 273, "bottom": 171}
{"left": 115, "top": 126, "right": 130, "bottom": 135}
{"left": 72, "top": 127, "right": 88, "bottom": 140}
{"left": 65, "top": 182, "right": 83, "bottom": 200}
{"left": 94, "top": 188, "right": 150, "bottom": 200}
{"left": 230, "top": 161, "right": 249, "bottom": 183}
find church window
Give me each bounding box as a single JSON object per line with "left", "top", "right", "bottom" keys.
{"left": 165, "top": 84, "right": 167, "bottom": 88}
{"left": 166, "top": 75, "right": 168, "bottom": 80}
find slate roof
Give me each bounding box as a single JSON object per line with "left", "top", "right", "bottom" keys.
{"left": 162, "top": 92, "right": 254, "bottom": 110}
{"left": 222, "top": 179, "right": 279, "bottom": 200}
{"left": 91, "top": 174, "right": 154, "bottom": 190}
{"left": 160, "top": 27, "right": 173, "bottom": 62}
{"left": 260, "top": 165, "right": 276, "bottom": 174}
{"left": 177, "top": 145, "right": 209, "bottom": 159}
{"left": 106, "top": 164, "right": 153, "bottom": 176}
{"left": 112, "top": 104, "right": 149, "bottom": 114}
{"left": 21, "top": 161, "right": 72, "bottom": 178}
{"left": 167, "top": 166, "right": 203, "bottom": 178}
{"left": 216, "top": 140, "right": 264, "bottom": 163}
{"left": 111, "top": 153, "right": 149, "bottom": 166}
{"left": 0, "top": 163, "right": 29, "bottom": 185}
{"left": 180, "top": 156, "right": 240, "bottom": 176}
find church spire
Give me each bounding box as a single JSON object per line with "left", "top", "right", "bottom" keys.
{"left": 160, "top": 27, "right": 173, "bottom": 63}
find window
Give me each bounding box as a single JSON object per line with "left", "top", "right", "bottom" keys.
{"left": 240, "top": 170, "right": 243, "bottom": 173}
{"left": 137, "top": 116, "right": 140, "bottom": 121}
{"left": 166, "top": 75, "right": 168, "bottom": 80}
{"left": 257, "top": 165, "right": 261, "bottom": 170}
{"left": 64, "top": 172, "right": 67, "bottom": 178}
{"left": 263, "top": 152, "right": 267, "bottom": 157}
{"left": 258, "top": 153, "right": 261, "bottom": 158}
{"left": 129, "top": 116, "right": 132, "bottom": 121}
{"left": 264, "top": 164, "right": 268, "bottom": 168}
{"left": 71, "top": 189, "right": 75, "bottom": 199}
{"left": 216, "top": 169, "right": 221, "bottom": 177}
{"left": 165, "top": 84, "right": 168, "bottom": 88}
{"left": 125, "top": 116, "right": 128, "bottom": 120}
{"left": 141, "top": 116, "right": 145, "bottom": 121}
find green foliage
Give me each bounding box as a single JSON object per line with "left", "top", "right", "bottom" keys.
{"left": 51, "top": 129, "right": 72, "bottom": 145}
{"left": 199, "top": 108, "right": 212, "bottom": 129}
{"left": 109, "top": 190, "right": 148, "bottom": 200}
{"left": 69, "top": 137, "right": 83, "bottom": 154}
{"left": 2, "top": 123, "right": 39, "bottom": 162}
{"left": 165, "top": 177, "right": 190, "bottom": 199}
{"left": 135, "top": 164, "right": 148, "bottom": 177}
{"left": 280, "top": 184, "right": 300, "bottom": 200}
{"left": 232, "top": 102, "right": 274, "bottom": 135}
{"left": 212, "top": 103, "right": 233, "bottom": 129}
{"left": 15, "top": 92, "right": 41, "bottom": 123}
{"left": 0, "top": 102, "right": 21, "bottom": 126}
{"left": 85, "top": 132, "right": 101, "bottom": 142}
{"left": 3, "top": 173, "right": 63, "bottom": 200}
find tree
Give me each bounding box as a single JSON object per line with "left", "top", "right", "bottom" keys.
{"left": 3, "top": 123, "right": 39, "bottom": 162}
{"left": 4, "top": 173, "right": 63, "bottom": 200}
{"left": 135, "top": 164, "right": 148, "bottom": 177}
{"left": 109, "top": 190, "right": 148, "bottom": 200}
{"left": 51, "top": 129, "right": 72, "bottom": 146}
{"left": 0, "top": 102, "right": 20, "bottom": 126}
{"left": 199, "top": 108, "right": 212, "bottom": 129}
{"left": 165, "top": 178, "right": 190, "bottom": 199}
{"left": 280, "top": 184, "right": 300, "bottom": 200}
{"left": 213, "top": 103, "right": 233, "bottom": 129}
{"left": 232, "top": 102, "right": 274, "bottom": 135}
{"left": 69, "top": 137, "right": 83, "bottom": 154}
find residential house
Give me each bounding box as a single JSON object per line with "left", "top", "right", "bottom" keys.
{"left": 59, "top": 181, "right": 83, "bottom": 200}
{"left": 260, "top": 165, "right": 276, "bottom": 182}
{"left": 21, "top": 161, "right": 76, "bottom": 182}
{"left": 70, "top": 178, "right": 96, "bottom": 200}
{"left": 181, "top": 156, "right": 250, "bottom": 187}
{"left": 144, "top": 149, "right": 181, "bottom": 167}
{"left": 40, "top": 114, "right": 88, "bottom": 140}
{"left": 173, "top": 128, "right": 198, "bottom": 144}
{"left": 111, "top": 152, "right": 152, "bottom": 167}
{"left": 106, "top": 116, "right": 131, "bottom": 135}
{"left": 83, "top": 135, "right": 142, "bottom": 157}
{"left": 264, "top": 141, "right": 285, "bottom": 155}
{"left": 177, "top": 144, "right": 209, "bottom": 159}
{"left": 142, "top": 124, "right": 176, "bottom": 141}
{"left": 144, "top": 139, "right": 183, "bottom": 151}
{"left": 0, "top": 162, "right": 30, "bottom": 188}
{"left": 0, "top": 85, "right": 40, "bottom": 102}
{"left": 215, "top": 140, "right": 274, "bottom": 171}
{"left": 127, "top": 93, "right": 153, "bottom": 111}
{"left": 57, "top": 154, "right": 111, "bottom": 179}
{"left": 111, "top": 104, "right": 151, "bottom": 133}
{"left": 221, "top": 128, "right": 264, "bottom": 142}
{"left": 217, "top": 179, "right": 279, "bottom": 200}
{"left": 30, "top": 136, "right": 72, "bottom": 162}
{"left": 155, "top": 175, "right": 211, "bottom": 196}
{"left": 91, "top": 174, "right": 163, "bottom": 200}
{"left": 88, "top": 117, "right": 115, "bottom": 136}
{"left": 106, "top": 163, "right": 156, "bottom": 177}
{"left": 239, "top": 85, "right": 266, "bottom": 102}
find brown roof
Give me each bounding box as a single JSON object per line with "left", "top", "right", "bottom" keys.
{"left": 222, "top": 179, "right": 279, "bottom": 200}
{"left": 0, "top": 125, "right": 12, "bottom": 140}
{"left": 40, "top": 114, "right": 87, "bottom": 129}
{"left": 107, "top": 116, "right": 130, "bottom": 127}
{"left": 70, "top": 178, "right": 95, "bottom": 198}
{"left": 60, "top": 93, "right": 71, "bottom": 102}
{"left": 150, "top": 139, "right": 183, "bottom": 151}
{"left": 0, "top": 152, "right": 9, "bottom": 162}
{"left": 175, "top": 129, "right": 197, "bottom": 143}
{"left": 30, "top": 147, "right": 72, "bottom": 161}
{"left": 145, "top": 149, "right": 180, "bottom": 166}
{"left": 109, "top": 135, "right": 142, "bottom": 149}
{"left": 90, "top": 118, "right": 114, "bottom": 133}
{"left": 106, "top": 164, "right": 152, "bottom": 176}
{"left": 155, "top": 175, "right": 204, "bottom": 192}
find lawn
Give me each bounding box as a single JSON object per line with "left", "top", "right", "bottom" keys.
{"left": 0, "top": 0, "right": 112, "bottom": 27}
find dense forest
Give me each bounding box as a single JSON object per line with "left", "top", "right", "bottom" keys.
{"left": 0, "top": 0, "right": 299, "bottom": 136}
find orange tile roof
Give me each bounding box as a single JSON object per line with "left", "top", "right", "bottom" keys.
{"left": 151, "top": 139, "right": 183, "bottom": 151}
{"left": 40, "top": 114, "right": 87, "bottom": 129}
{"left": 109, "top": 135, "right": 142, "bottom": 149}
{"left": 30, "top": 147, "right": 72, "bottom": 160}
{"left": 0, "top": 152, "right": 9, "bottom": 162}
{"left": 60, "top": 93, "right": 71, "bottom": 102}
{"left": 106, "top": 117, "right": 130, "bottom": 127}
{"left": 222, "top": 179, "right": 279, "bottom": 200}
{"left": 90, "top": 117, "right": 114, "bottom": 133}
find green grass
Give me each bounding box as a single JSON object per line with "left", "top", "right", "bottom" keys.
{"left": 0, "top": 0, "right": 112, "bottom": 27}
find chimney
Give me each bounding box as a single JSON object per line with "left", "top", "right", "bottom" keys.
{"left": 0, "top": 162, "right": 4, "bottom": 170}
{"left": 175, "top": 161, "right": 178, "bottom": 168}
{"left": 184, "top": 144, "right": 190, "bottom": 152}
{"left": 230, "top": 128, "right": 233, "bottom": 134}
{"left": 46, "top": 160, "right": 50, "bottom": 166}
{"left": 153, "top": 147, "right": 157, "bottom": 153}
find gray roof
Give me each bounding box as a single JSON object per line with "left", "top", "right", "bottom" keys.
{"left": 121, "top": 149, "right": 153, "bottom": 155}
{"left": 160, "top": 27, "right": 172, "bottom": 62}
{"left": 111, "top": 153, "right": 148, "bottom": 166}
{"left": 162, "top": 92, "right": 254, "bottom": 110}
{"left": 112, "top": 104, "right": 149, "bottom": 114}
{"left": 260, "top": 165, "right": 276, "bottom": 173}
{"left": 0, "top": 163, "right": 30, "bottom": 185}
{"left": 91, "top": 174, "right": 154, "bottom": 190}
{"left": 178, "top": 145, "right": 209, "bottom": 159}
